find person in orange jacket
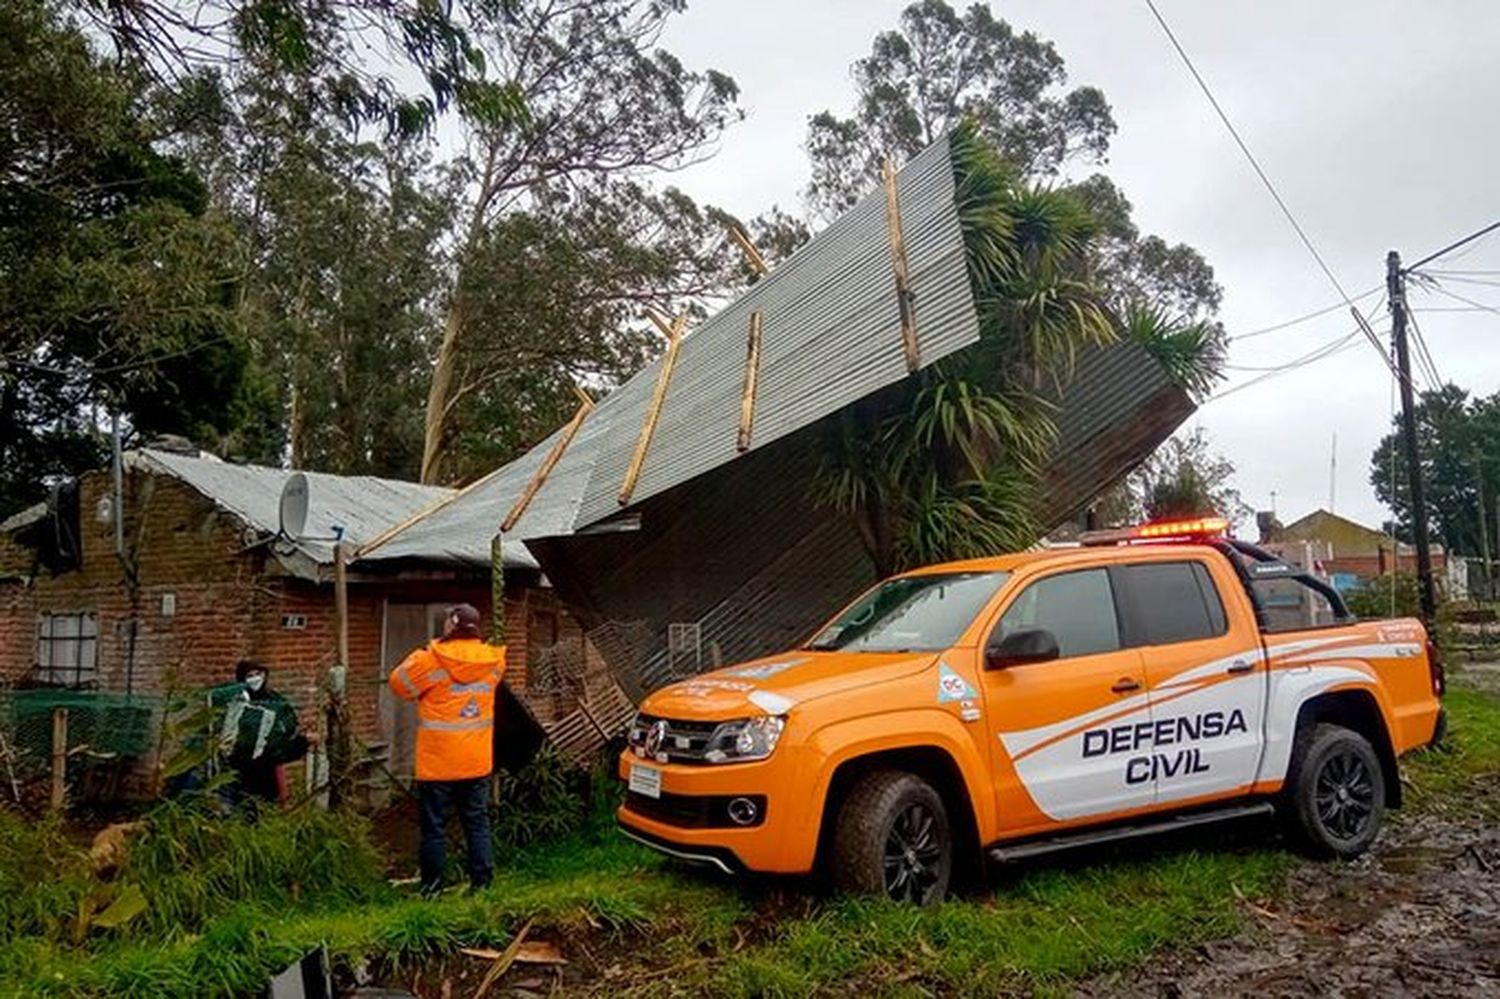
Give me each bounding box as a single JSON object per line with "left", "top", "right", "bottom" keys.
{"left": 389, "top": 603, "right": 506, "bottom": 894}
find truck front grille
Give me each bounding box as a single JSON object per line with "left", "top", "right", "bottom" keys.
{"left": 627, "top": 714, "right": 720, "bottom": 764}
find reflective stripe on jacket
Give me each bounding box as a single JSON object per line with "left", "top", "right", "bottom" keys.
{"left": 389, "top": 637, "right": 506, "bottom": 781}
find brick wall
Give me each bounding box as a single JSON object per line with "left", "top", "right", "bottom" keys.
{"left": 0, "top": 465, "right": 581, "bottom": 796}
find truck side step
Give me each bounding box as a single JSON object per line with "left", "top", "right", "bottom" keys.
{"left": 987, "top": 802, "right": 1275, "bottom": 863}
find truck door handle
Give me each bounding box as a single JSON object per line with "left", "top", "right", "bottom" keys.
{"left": 1111, "top": 677, "right": 1142, "bottom": 693}
{"left": 1227, "top": 660, "right": 1255, "bottom": 674}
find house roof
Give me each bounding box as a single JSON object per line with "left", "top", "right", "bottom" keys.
{"left": 126, "top": 449, "right": 539, "bottom": 573}
{"left": 360, "top": 134, "right": 981, "bottom": 567}
{"left": 0, "top": 501, "right": 47, "bottom": 534}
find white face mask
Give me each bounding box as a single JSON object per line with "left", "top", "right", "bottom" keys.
{"left": 245, "top": 673, "right": 267, "bottom": 692}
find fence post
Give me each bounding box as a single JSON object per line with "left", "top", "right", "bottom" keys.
{"left": 50, "top": 707, "right": 68, "bottom": 812}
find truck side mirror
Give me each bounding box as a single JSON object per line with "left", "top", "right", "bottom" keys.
{"left": 986, "top": 627, "right": 1060, "bottom": 669}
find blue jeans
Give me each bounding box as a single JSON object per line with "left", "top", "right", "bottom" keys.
{"left": 418, "top": 778, "right": 494, "bottom": 892}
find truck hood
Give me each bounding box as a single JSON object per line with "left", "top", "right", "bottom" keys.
{"left": 641, "top": 650, "right": 939, "bottom": 721}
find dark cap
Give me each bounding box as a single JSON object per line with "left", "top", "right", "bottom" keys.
{"left": 446, "top": 603, "right": 482, "bottom": 638}
{"left": 234, "top": 659, "right": 268, "bottom": 682}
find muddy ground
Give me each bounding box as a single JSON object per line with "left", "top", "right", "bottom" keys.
{"left": 1082, "top": 662, "right": 1500, "bottom": 999}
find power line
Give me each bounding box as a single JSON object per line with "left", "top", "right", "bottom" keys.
{"left": 1228, "top": 286, "right": 1382, "bottom": 342}
{"left": 1145, "top": 1, "right": 1349, "bottom": 299}
{"left": 1223, "top": 328, "right": 1363, "bottom": 372}
{"left": 1208, "top": 322, "right": 1386, "bottom": 401}
{"left": 1405, "top": 307, "right": 1443, "bottom": 389}
{"left": 1143, "top": 0, "right": 1400, "bottom": 383}
{"left": 1415, "top": 273, "right": 1500, "bottom": 289}
{"left": 1422, "top": 282, "right": 1500, "bottom": 319}
{"left": 1405, "top": 219, "right": 1500, "bottom": 272}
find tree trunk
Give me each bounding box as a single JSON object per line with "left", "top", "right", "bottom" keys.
{"left": 288, "top": 381, "right": 306, "bottom": 468}
{"left": 421, "top": 297, "right": 465, "bottom": 484}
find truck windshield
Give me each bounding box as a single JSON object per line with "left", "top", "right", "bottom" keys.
{"left": 805, "top": 571, "right": 1010, "bottom": 653}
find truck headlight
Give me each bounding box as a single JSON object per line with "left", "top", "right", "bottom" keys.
{"left": 704, "top": 715, "right": 785, "bottom": 763}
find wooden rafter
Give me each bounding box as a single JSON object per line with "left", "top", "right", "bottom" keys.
{"left": 501, "top": 389, "right": 595, "bottom": 533}
{"left": 881, "top": 156, "right": 921, "bottom": 372}
{"left": 737, "top": 311, "right": 763, "bottom": 452}
{"left": 619, "top": 313, "right": 687, "bottom": 506}
{"left": 728, "top": 224, "right": 769, "bottom": 276}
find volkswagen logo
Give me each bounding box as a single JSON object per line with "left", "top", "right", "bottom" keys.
{"left": 643, "top": 719, "right": 670, "bottom": 759}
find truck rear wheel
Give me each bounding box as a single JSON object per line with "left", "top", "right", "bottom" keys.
{"left": 1284, "top": 723, "right": 1385, "bottom": 859}
{"left": 832, "top": 770, "right": 951, "bottom": 905}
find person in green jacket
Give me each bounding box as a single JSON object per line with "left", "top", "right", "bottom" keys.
{"left": 219, "top": 659, "right": 316, "bottom": 811}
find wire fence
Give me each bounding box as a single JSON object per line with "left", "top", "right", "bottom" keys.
{"left": 0, "top": 688, "right": 165, "bottom": 808}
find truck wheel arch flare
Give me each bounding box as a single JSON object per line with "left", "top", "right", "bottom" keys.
{"left": 805, "top": 713, "right": 997, "bottom": 852}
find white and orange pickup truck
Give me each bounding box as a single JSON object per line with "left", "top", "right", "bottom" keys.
{"left": 618, "top": 518, "right": 1446, "bottom": 904}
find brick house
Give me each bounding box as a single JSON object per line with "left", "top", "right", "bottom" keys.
{"left": 0, "top": 447, "right": 582, "bottom": 793}
{"left": 1271, "top": 508, "right": 1465, "bottom": 599}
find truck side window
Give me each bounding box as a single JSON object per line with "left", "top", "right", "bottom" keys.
{"left": 994, "top": 568, "right": 1120, "bottom": 659}
{"left": 1118, "top": 561, "right": 1228, "bottom": 645}
{"left": 1249, "top": 576, "right": 1339, "bottom": 632}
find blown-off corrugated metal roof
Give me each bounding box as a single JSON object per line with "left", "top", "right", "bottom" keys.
{"left": 362, "top": 134, "right": 980, "bottom": 566}
{"left": 126, "top": 449, "right": 537, "bottom": 570}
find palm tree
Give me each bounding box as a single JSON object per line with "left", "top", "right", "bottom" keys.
{"left": 814, "top": 122, "right": 1222, "bottom": 576}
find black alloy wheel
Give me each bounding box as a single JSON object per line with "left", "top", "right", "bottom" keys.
{"left": 883, "top": 801, "right": 944, "bottom": 903}
{"left": 832, "top": 770, "right": 953, "bottom": 904}
{"left": 1313, "top": 747, "right": 1377, "bottom": 841}
{"left": 1284, "top": 723, "right": 1386, "bottom": 859}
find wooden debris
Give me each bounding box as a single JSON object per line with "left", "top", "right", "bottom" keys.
{"left": 472, "top": 920, "right": 531, "bottom": 999}
{"left": 646, "top": 307, "right": 677, "bottom": 341}
{"left": 737, "top": 311, "right": 763, "bottom": 452}
{"left": 619, "top": 312, "right": 686, "bottom": 505}
{"left": 881, "top": 156, "right": 921, "bottom": 372}
{"left": 501, "top": 391, "right": 594, "bottom": 532}
{"left": 728, "top": 224, "right": 769, "bottom": 276}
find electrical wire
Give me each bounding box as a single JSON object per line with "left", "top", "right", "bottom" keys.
{"left": 1422, "top": 282, "right": 1500, "bottom": 319}
{"left": 1207, "top": 323, "right": 1384, "bottom": 401}
{"left": 1405, "top": 219, "right": 1500, "bottom": 272}
{"left": 1223, "top": 328, "right": 1364, "bottom": 372}
{"left": 1404, "top": 307, "right": 1443, "bottom": 389}
{"left": 1228, "top": 286, "right": 1382, "bottom": 342}
{"left": 1143, "top": 0, "right": 1402, "bottom": 384}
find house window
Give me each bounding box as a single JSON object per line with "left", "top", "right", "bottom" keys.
{"left": 36, "top": 612, "right": 99, "bottom": 686}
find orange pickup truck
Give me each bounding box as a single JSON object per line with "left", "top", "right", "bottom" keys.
{"left": 617, "top": 518, "right": 1446, "bottom": 904}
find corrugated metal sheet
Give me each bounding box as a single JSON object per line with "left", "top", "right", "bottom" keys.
{"left": 359, "top": 134, "right": 980, "bottom": 566}
{"left": 532, "top": 340, "right": 1198, "bottom": 701}
{"left": 120, "top": 449, "right": 544, "bottom": 569}
{"left": 1038, "top": 341, "right": 1196, "bottom": 518}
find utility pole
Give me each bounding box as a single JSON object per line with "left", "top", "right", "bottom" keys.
{"left": 1478, "top": 454, "right": 1492, "bottom": 602}
{"left": 1388, "top": 250, "right": 1439, "bottom": 623}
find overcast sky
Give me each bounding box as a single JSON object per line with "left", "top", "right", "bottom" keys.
{"left": 652, "top": 0, "right": 1500, "bottom": 531}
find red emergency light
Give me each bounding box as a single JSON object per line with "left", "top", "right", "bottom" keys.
{"left": 1078, "top": 516, "right": 1229, "bottom": 547}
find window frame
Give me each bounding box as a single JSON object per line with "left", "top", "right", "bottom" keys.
{"left": 987, "top": 566, "right": 1127, "bottom": 662}
{"left": 1111, "top": 559, "right": 1231, "bottom": 649}
{"left": 35, "top": 610, "right": 100, "bottom": 688}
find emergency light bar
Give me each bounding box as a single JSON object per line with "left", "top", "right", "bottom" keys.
{"left": 1078, "top": 516, "right": 1229, "bottom": 547}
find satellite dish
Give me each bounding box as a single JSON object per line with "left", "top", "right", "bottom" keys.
{"left": 279, "top": 472, "right": 309, "bottom": 539}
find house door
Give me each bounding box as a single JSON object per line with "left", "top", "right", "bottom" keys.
{"left": 379, "top": 602, "right": 448, "bottom": 780}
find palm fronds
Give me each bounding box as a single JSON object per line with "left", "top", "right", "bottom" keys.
{"left": 1122, "top": 300, "right": 1226, "bottom": 399}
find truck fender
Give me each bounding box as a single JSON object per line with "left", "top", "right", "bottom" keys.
{"left": 1258, "top": 663, "right": 1397, "bottom": 789}
{"left": 801, "top": 710, "right": 994, "bottom": 863}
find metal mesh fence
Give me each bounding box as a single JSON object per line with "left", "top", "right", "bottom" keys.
{"left": 0, "top": 688, "right": 164, "bottom": 806}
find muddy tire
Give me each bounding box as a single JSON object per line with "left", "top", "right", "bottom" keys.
{"left": 831, "top": 770, "right": 951, "bottom": 904}
{"left": 1284, "top": 723, "right": 1386, "bottom": 859}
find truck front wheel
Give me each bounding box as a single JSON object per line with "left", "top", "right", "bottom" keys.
{"left": 832, "top": 770, "right": 952, "bottom": 904}
{"left": 1284, "top": 723, "right": 1386, "bottom": 859}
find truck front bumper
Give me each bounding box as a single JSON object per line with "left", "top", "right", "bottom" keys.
{"left": 615, "top": 752, "right": 816, "bottom": 874}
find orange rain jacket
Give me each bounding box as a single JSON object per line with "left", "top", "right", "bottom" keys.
{"left": 389, "top": 637, "right": 507, "bottom": 781}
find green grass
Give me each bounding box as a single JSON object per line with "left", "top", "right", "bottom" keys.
{"left": 4, "top": 679, "right": 1498, "bottom": 998}
{"left": 1402, "top": 680, "right": 1500, "bottom": 807}
{"left": 704, "top": 850, "right": 1290, "bottom": 998}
